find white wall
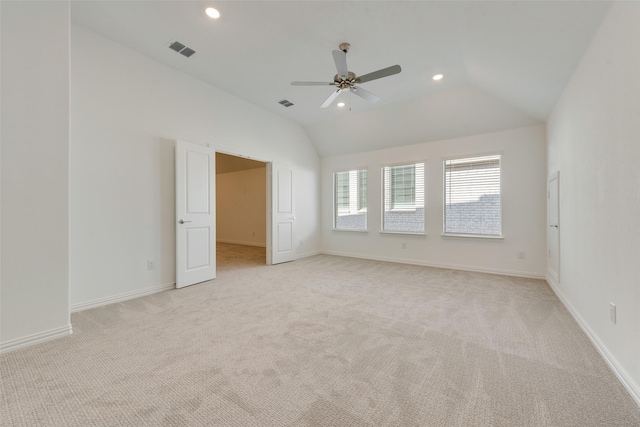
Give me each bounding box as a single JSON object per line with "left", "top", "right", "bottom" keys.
{"left": 70, "top": 24, "right": 320, "bottom": 310}
{"left": 546, "top": 2, "right": 640, "bottom": 402}
{"left": 0, "top": 2, "right": 71, "bottom": 350}
{"left": 321, "top": 125, "right": 547, "bottom": 278}
{"left": 217, "top": 167, "right": 267, "bottom": 247}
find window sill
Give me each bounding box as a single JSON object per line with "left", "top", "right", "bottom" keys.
{"left": 332, "top": 228, "right": 368, "bottom": 233}
{"left": 441, "top": 233, "right": 503, "bottom": 240}
{"left": 380, "top": 230, "right": 426, "bottom": 236}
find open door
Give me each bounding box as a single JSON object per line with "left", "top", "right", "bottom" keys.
{"left": 176, "top": 140, "right": 216, "bottom": 288}
{"left": 268, "top": 161, "right": 296, "bottom": 265}
{"left": 548, "top": 171, "right": 560, "bottom": 282}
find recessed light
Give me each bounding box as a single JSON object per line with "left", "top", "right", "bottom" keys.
{"left": 337, "top": 102, "right": 345, "bottom": 108}
{"left": 205, "top": 7, "right": 220, "bottom": 19}
{"left": 432, "top": 73, "right": 444, "bottom": 81}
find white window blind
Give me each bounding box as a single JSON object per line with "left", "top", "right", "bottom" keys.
{"left": 357, "top": 169, "right": 367, "bottom": 211}
{"left": 334, "top": 169, "right": 367, "bottom": 230}
{"left": 336, "top": 171, "right": 350, "bottom": 214}
{"left": 382, "top": 162, "right": 424, "bottom": 233}
{"left": 444, "top": 155, "right": 501, "bottom": 236}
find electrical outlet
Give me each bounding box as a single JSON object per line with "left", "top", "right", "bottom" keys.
{"left": 610, "top": 303, "right": 616, "bottom": 324}
{"left": 401, "top": 242, "right": 406, "bottom": 249}
{"left": 147, "top": 260, "right": 155, "bottom": 270}
{"left": 252, "top": 231, "right": 255, "bottom": 237}
{"left": 517, "top": 251, "right": 526, "bottom": 259}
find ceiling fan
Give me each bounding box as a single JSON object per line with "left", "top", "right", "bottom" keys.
{"left": 291, "top": 43, "right": 402, "bottom": 108}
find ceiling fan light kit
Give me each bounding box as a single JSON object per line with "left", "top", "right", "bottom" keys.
{"left": 291, "top": 42, "right": 402, "bottom": 108}
{"left": 205, "top": 7, "right": 220, "bottom": 19}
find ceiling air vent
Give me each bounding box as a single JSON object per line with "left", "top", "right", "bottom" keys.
{"left": 180, "top": 47, "right": 196, "bottom": 58}
{"left": 169, "top": 41, "right": 196, "bottom": 58}
{"left": 278, "top": 99, "right": 294, "bottom": 108}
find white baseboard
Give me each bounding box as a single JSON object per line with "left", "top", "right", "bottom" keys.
{"left": 0, "top": 324, "right": 73, "bottom": 355}
{"left": 320, "top": 250, "right": 545, "bottom": 279}
{"left": 295, "top": 250, "right": 321, "bottom": 260}
{"left": 71, "top": 282, "right": 175, "bottom": 313}
{"left": 546, "top": 274, "right": 640, "bottom": 408}
{"left": 217, "top": 239, "right": 266, "bottom": 248}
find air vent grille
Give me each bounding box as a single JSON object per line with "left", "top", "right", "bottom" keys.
{"left": 169, "top": 41, "right": 196, "bottom": 58}
{"left": 180, "top": 47, "right": 196, "bottom": 58}
{"left": 169, "top": 41, "right": 185, "bottom": 52}
{"left": 278, "top": 99, "right": 294, "bottom": 108}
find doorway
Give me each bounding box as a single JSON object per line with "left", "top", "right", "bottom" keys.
{"left": 215, "top": 152, "right": 267, "bottom": 266}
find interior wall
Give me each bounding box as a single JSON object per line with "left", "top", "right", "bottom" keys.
{"left": 0, "top": 2, "right": 71, "bottom": 349}
{"left": 70, "top": 24, "right": 320, "bottom": 310}
{"left": 321, "top": 125, "right": 547, "bottom": 278}
{"left": 546, "top": 2, "right": 640, "bottom": 401}
{"left": 217, "top": 167, "right": 267, "bottom": 247}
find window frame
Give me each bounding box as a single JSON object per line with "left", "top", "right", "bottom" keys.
{"left": 380, "top": 161, "right": 426, "bottom": 235}
{"left": 442, "top": 153, "right": 503, "bottom": 239}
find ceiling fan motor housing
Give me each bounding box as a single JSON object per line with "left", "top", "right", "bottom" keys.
{"left": 334, "top": 71, "right": 356, "bottom": 89}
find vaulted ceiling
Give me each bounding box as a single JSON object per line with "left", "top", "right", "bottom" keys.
{"left": 71, "top": 1, "right": 612, "bottom": 156}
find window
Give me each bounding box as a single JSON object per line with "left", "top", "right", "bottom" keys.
{"left": 334, "top": 169, "right": 367, "bottom": 230}
{"left": 382, "top": 162, "right": 425, "bottom": 233}
{"left": 443, "top": 154, "right": 501, "bottom": 236}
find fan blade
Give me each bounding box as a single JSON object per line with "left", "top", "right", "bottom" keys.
{"left": 320, "top": 89, "right": 343, "bottom": 108}
{"left": 350, "top": 86, "right": 380, "bottom": 103}
{"left": 332, "top": 50, "right": 348, "bottom": 78}
{"left": 356, "top": 65, "right": 401, "bottom": 84}
{"left": 291, "top": 81, "right": 334, "bottom": 86}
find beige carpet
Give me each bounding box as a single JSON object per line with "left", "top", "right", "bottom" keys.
{"left": 1, "top": 243, "right": 639, "bottom": 426}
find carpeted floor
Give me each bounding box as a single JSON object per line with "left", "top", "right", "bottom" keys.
{"left": 1, "top": 243, "right": 639, "bottom": 426}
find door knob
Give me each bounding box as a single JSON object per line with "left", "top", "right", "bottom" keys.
{"left": 178, "top": 219, "right": 192, "bottom": 224}
{"left": 549, "top": 224, "right": 558, "bottom": 228}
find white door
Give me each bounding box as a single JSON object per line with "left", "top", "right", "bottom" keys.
{"left": 176, "top": 140, "right": 216, "bottom": 288}
{"left": 548, "top": 171, "right": 560, "bottom": 282}
{"left": 268, "top": 162, "right": 296, "bottom": 265}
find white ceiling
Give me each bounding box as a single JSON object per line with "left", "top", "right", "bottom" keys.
{"left": 71, "top": 1, "right": 612, "bottom": 157}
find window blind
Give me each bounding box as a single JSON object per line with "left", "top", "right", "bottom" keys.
{"left": 357, "top": 169, "right": 367, "bottom": 211}
{"left": 335, "top": 172, "right": 350, "bottom": 214}
{"left": 334, "top": 169, "right": 367, "bottom": 230}
{"left": 444, "top": 155, "right": 501, "bottom": 236}
{"left": 382, "top": 162, "right": 424, "bottom": 233}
